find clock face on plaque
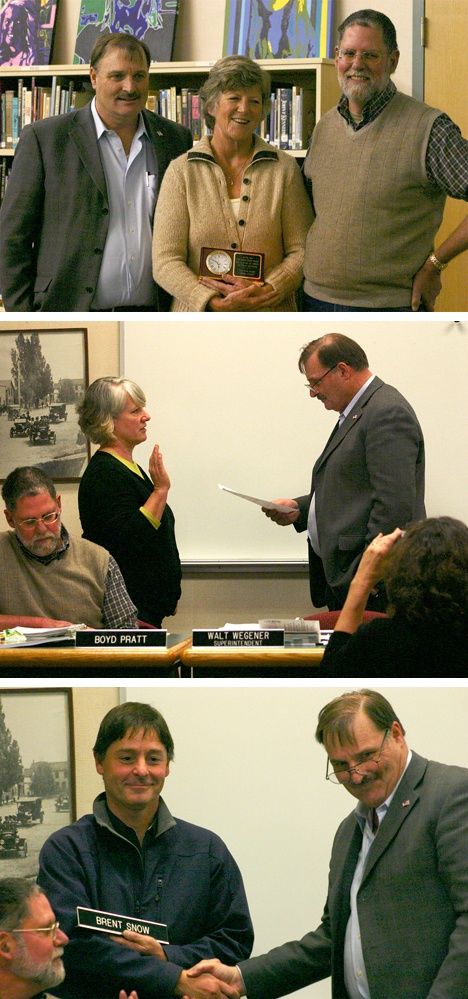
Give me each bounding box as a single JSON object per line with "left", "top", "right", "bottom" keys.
{"left": 205, "top": 250, "right": 232, "bottom": 276}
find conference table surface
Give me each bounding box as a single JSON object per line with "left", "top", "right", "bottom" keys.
{"left": 0, "top": 638, "right": 325, "bottom": 678}
{"left": 0, "top": 636, "right": 192, "bottom": 678}
{"left": 179, "top": 642, "right": 325, "bottom": 677}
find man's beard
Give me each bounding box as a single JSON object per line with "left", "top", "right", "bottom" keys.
{"left": 16, "top": 530, "right": 61, "bottom": 557}
{"left": 10, "top": 941, "right": 66, "bottom": 990}
{"left": 338, "top": 69, "right": 388, "bottom": 106}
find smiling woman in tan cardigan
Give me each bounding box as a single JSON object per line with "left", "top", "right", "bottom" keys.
{"left": 152, "top": 56, "right": 313, "bottom": 312}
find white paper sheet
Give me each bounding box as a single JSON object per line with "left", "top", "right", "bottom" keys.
{"left": 218, "top": 484, "right": 296, "bottom": 513}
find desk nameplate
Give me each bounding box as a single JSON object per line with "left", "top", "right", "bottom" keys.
{"left": 77, "top": 906, "right": 169, "bottom": 941}
{"left": 75, "top": 630, "right": 167, "bottom": 649}
{"left": 192, "top": 629, "right": 284, "bottom": 648}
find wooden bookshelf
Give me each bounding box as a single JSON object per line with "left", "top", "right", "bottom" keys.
{"left": 0, "top": 57, "right": 340, "bottom": 161}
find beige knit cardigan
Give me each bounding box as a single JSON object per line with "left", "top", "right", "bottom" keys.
{"left": 152, "top": 134, "right": 314, "bottom": 312}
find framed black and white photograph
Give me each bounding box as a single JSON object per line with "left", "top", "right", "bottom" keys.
{"left": 0, "top": 688, "right": 74, "bottom": 877}
{"left": 0, "top": 327, "right": 89, "bottom": 482}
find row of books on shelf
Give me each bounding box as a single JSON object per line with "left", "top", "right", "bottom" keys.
{"left": 1, "top": 79, "right": 315, "bottom": 151}
{"left": 153, "top": 85, "right": 315, "bottom": 148}
{"left": 147, "top": 88, "right": 209, "bottom": 141}
{"left": 0, "top": 78, "right": 90, "bottom": 149}
{"left": 154, "top": 87, "right": 315, "bottom": 150}
{"left": 266, "top": 86, "right": 315, "bottom": 149}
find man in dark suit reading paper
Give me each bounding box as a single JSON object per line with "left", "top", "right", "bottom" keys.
{"left": 186, "top": 688, "right": 468, "bottom": 999}
{"left": 263, "top": 333, "right": 425, "bottom": 611}
{"left": 0, "top": 33, "right": 192, "bottom": 311}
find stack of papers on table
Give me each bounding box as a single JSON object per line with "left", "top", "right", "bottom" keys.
{"left": 0, "top": 625, "right": 85, "bottom": 648}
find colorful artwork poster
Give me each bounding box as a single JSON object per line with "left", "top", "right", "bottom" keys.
{"left": 223, "top": 0, "right": 334, "bottom": 60}
{"left": 74, "top": 0, "right": 179, "bottom": 65}
{"left": 0, "top": 0, "right": 58, "bottom": 66}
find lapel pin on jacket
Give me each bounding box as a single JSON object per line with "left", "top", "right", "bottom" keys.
{"left": 402, "top": 800, "right": 410, "bottom": 807}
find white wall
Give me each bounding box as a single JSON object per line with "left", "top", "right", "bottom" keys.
{"left": 123, "top": 318, "right": 468, "bottom": 565}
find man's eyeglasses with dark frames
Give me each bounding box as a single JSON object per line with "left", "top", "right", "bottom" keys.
{"left": 326, "top": 729, "right": 389, "bottom": 784}
{"left": 304, "top": 365, "right": 337, "bottom": 395}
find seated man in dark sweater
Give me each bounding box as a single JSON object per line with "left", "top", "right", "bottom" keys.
{"left": 0, "top": 466, "right": 138, "bottom": 631}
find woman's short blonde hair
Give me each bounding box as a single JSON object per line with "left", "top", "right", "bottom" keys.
{"left": 199, "top": 55, "right": 271, "bottom": 129}
{"left": 78, "top": 376, "right": 146, "bottom": 446}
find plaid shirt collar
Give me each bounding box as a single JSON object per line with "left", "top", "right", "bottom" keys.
{"left": 14, "top": 525, "right": 70, "bottom": 566}
{"left": 337, "top": 79, "right": 397, "bottom": 130}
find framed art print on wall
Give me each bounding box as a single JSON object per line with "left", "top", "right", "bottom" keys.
{"left": 0, "top": 687, "right": 74, "bottom": 877}
{"left": 223, "top": 0, "right": 335, "bottom": 60}
{"left": 73, "top": 0, "right": 180, "bottom": 64}
{"left": 0, "top": 327, "right": 89, "bottom": 483}
{"left": 0, "top": 0, "right": 59, "bottom": 67}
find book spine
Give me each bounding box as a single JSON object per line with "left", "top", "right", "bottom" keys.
{"left": 279, "top": 87, "right": 291, "bottom": 149}
{"left": 12, "top": 96, "right": 19, "bottom": 148}
{"left": 32, "top": 79, "right": 38, "bottom": 122}
{"left": 55, "top": 83, "right": 62, "bottom": 116}
{"left": 17, "top": 79, "right": 23, "bottom": 137}
{"left": 181, "top": 88, "right": 188, "bottom": 128}
{"left": 170, "top": 85, "right": 177, "bottom": 122}
{"left": 0, "top": 89, "right": 5, "bottom": 149}
{"left": 5, "top": 90, "right": 13, "bottom": 149}
{"left": 190, "top": 92, "right": 201, "bottom": 141}
{"left": 50, "top": 76, "right": 57, "bottom": 116}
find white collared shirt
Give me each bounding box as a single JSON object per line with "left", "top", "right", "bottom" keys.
{"left": 90, "top": 98, "right": 158, "bottom": 308}
{"left": 343, "top": 749, "right": 412, "bottom": 999}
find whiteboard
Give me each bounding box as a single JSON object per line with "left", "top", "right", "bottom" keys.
{"left": 122, "top": 318, "right": 468, "bottom": 564}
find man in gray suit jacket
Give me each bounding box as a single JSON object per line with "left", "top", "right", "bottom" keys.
{"left": 263, "top": 333, "right": 425, "bottom": 610}
{"left": 185, "top": 688, "right": 468, "bottom": 999}
{"left": 0, "top": 33, "right": 192, "bottom": 312}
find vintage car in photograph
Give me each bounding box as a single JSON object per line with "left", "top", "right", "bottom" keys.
{"left": 49, "top": 403, "right": 68, "bottom": 423}
{"left": 30, "top": 421, "right": 56, "bottom": 446}
{"left": 0, "top": 816, "right": 28, "bottom": 856}
{"left": 16, "top": 797, "right": 44, "bottom": 826}
{"left": 9, "top": 419, "right": 31, "bottom": 438}
{"left": 55, "top": 794, "right": 70, "bottom": 812}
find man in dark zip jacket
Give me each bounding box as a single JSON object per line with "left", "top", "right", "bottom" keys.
{"left": 37, "top": 702, "right": 253, "bottom": 999}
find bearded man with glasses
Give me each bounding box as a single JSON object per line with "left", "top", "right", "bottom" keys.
{"left": 300, "top": 8, "right": 468, "bottom": 312}
{"left": 187, "top": 688, "right": 468, "bottom": 999}
{"left": 0, "top": 878, "right": 139, "bottom": 999}
{"left": 0, "top": 466, "right": 138, "bottom": 631}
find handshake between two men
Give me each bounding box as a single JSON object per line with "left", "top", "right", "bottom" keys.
{"left": 112, "top": 929, "right": 241, "bottom": 999}
{"left": 177, "top": 960, "right": 242, "bottom": 999}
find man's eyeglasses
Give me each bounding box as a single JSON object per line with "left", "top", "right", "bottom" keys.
{"left": 14, "top": 511, "right": 60, "bottom": 531}
{"left": 326, "top": 729, "right": 389, "bottom": 784}
{"left": 337, "top": 48, "right": 383, "bottom": 65}
{"left": 305, "top": 365, "right": 337, "bottom": 395}
{"left": 12, "top": 921, "right": 60, "bottom": 938}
